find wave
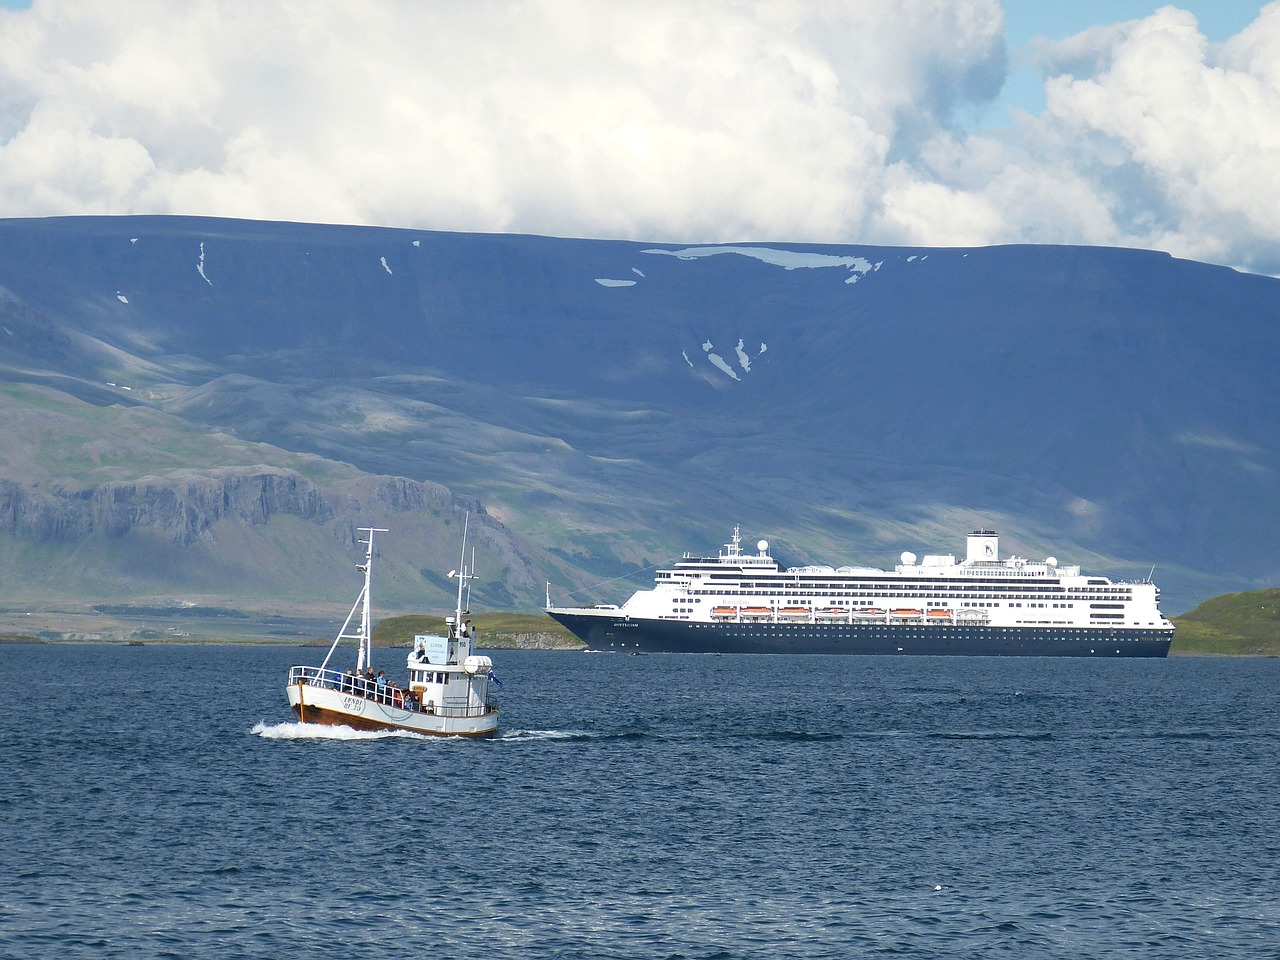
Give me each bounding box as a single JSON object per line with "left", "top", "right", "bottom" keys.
{"left": 925, "top": 730, "right": 1056, "bottom": 741}
{"left": 252, "top": 722, "right": 601, "bottom": 744}
{"left": 250, "top": 721, "right": 429, "bottom": 741}
{"left": 498, "top": 729, "right": 596, "bottom": 742}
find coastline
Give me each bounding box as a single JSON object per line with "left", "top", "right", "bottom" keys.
{"left": 1, "top": 609, "right": 1270, "bottom": 656}
{"left": 2, "top": 632, "right": 1272, "bottom": 656}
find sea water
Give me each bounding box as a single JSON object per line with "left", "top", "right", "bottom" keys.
{"left": 1, "top": 644, "right": 1277, "bottom": 959}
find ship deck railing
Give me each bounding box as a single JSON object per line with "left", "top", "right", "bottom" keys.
{"left": 288, "top": 665, "right": 498, "bottom": 717}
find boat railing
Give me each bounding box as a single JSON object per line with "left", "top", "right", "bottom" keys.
{"left": 428, "top": 697, "right": 487, "bottom": 718}
{"left": 289, "top": 665, "right": 350, "bottom": 690}
{"left": 289, "top": 665, "right": 396, "bottom": 702}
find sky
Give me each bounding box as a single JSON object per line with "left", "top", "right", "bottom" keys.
{"left": 0, "top": 1, "right": 1277, "bottom": 275}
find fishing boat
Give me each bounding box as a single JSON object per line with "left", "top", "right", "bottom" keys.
{"left": 286, "top": 522, "right": 500, "bottom": 737}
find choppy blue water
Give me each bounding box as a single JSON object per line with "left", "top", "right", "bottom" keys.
{"left": 2, "top": 645, "right": 1278, "bottom": 959}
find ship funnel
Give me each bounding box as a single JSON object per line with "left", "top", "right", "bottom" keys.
{"left": 967, "top": 530, "right": 999, "bottom": 562}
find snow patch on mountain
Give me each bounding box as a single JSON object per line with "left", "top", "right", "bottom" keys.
{"left": 197, "top": 242, "right": 212, "bottom": 285}
{"left": 645, "top": 245, "right": 880, "bottom": 284}
{"left": 704, "top": 346, "right": 739, "bottom": 380}
{"left": 697, "top": 338, "right": 768, "bottom": 381}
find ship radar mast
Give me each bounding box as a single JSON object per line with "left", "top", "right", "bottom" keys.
{"left": 724, "top": 525, "right": 742, "bottom": 559}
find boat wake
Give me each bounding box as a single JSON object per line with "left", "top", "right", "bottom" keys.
{"left": 251, "top": 721, "right": 431, "bottom": 741}
{"left": 498, "top": 729, "right": 592, "bottom": 742}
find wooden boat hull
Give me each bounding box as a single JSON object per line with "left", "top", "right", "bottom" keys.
{"left": 287, "top": 682, "right": 498, "bottom": 737}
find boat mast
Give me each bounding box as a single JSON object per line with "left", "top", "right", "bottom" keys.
{"left": 447, "top": 513, "right": 476, "bottom": 651}
{"left": 318, "top": 526, "right": 387, "bottom": 675}
{"left": 356, "top": 527, "right": 387, "bottom": 673}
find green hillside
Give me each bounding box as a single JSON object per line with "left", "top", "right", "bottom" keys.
{"left": 372, "top": 612, "right": 581, "bottom": 650}
{"left": 374, "top": 594, "right": 1280, "bottom": 657}
{"left": 1171, "top": 588, "right": 1280, "bottom": 656}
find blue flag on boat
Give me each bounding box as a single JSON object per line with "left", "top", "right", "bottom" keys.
{"left": 488, "top": 670, "right": 504, "bottom": 690}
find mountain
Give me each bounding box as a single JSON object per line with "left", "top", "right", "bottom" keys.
{"left": 0, "top": 214, "right": 1277, "bottom": 632}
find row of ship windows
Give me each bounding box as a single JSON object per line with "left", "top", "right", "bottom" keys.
{"left": 699, "top": 585, "right": 1134, "bottom": 597}
{"left": 661, "top": 619, "right": 1116, "bottom": 627}
{"left": 686, "top": 599, "right": 1136, "bottom": 604}
{"left": 669, "top": 623, "right": 1154, "bottom": 637}
{"left": 676, "top": 595, "right": 1127, "bottom": 607}
{"left": 668, "top": 602, "right": 1116, "bottom": 614}
{"left": 688, "top": 572, "right": 1127, "bottom": 586}
{"left": 686, "top": 578, "right": 1136, "bottom": 593}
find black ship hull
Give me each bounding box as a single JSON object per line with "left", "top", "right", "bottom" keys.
{"left": 547, "top": 611, "right": 1173, "bottom": 657}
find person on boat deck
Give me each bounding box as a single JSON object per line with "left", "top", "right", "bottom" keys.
{"left": 376, "top": 670, "right": 387, "bottom": 702}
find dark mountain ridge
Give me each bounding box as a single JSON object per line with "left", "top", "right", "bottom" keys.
{"left": 0, "top": 214, "right": 1276, "bottom": 625}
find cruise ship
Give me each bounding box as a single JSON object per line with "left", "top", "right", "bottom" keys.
{"left": 544, "top": 528, "right": 1174, "bottom": 657}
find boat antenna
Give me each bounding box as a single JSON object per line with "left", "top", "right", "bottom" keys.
{"left": 447, "top": 513, "right": 476, "bottom": 637}
{"left": 467, "top": 545, "right": 476, "bottom": 612}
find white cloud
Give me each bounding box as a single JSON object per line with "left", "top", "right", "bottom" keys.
{"left": 0, "top": 1, "right": 1277, "bottom": 274}
{"left": 0, "top": 0, "right": 1003, "bottom": 236}
{"left": 1037, "top": 7, "right": 1280, "bottom": 263}
{"left": 882, "top": 4, "right": 1280, "bottom": 273}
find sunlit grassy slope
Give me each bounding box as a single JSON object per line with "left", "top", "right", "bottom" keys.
{"left": 1171, "top": 588, "right": 1280, "bottom": 656}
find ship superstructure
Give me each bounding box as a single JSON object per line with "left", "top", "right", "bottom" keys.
{"left": 545, "top": 528, "right": 1173, "bottom": 657}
